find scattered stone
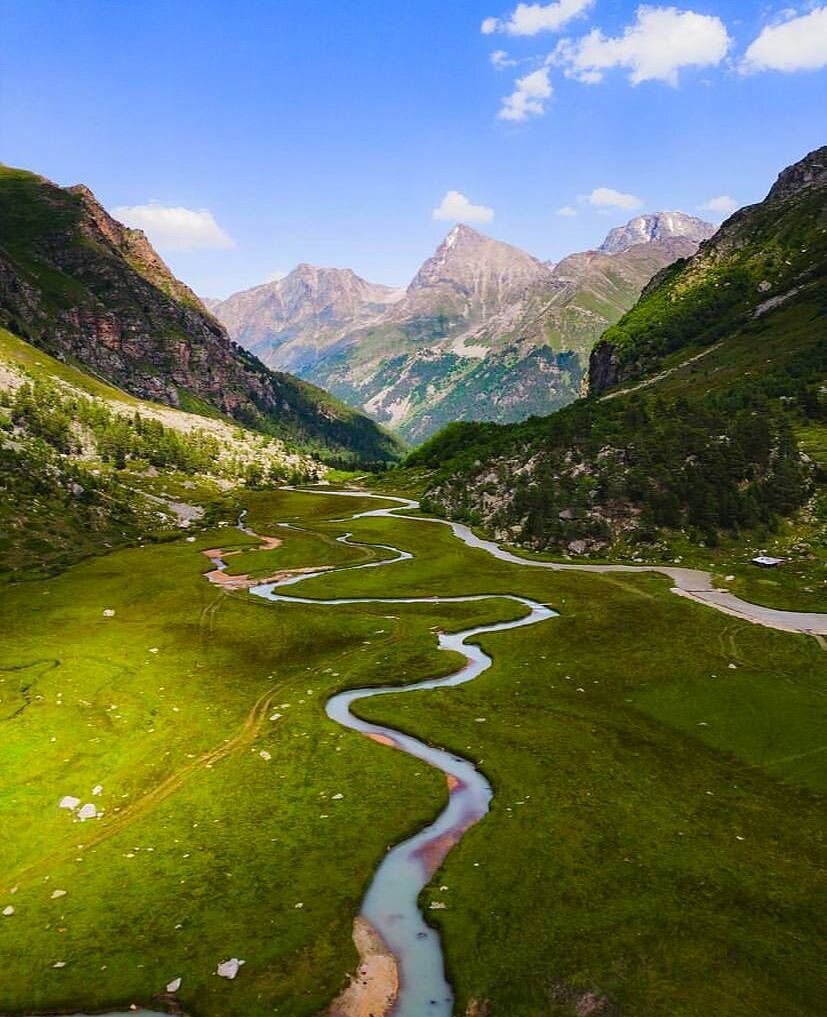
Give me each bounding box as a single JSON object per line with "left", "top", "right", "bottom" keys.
{"left": 216, "top": 958, "right": 245, "bottom": 979}
{"left": 92, "top": 785, "right": 103, "bottom": 797}
{"left": 102, "top": 609, "right": 116, "bottom": 618}
{"left": 259, "top": 750, "right": 272, "bottom": 761}
{"left": 51, "top": 889, "right": 67, "bottom": 899}
{"left": 429, "top": 901, "right": 447, "bottom": 910}
{"left": 59, "top": 796, "right": 81, "bottom": 811}
{"left": 269, "top": 713, "right": 282, "bottom": 721}
{"left": 77, "top": 803, "right": 97, "bottom": 821}
{"left": 294, "top": 902, "right": 304, "bottom": 909}
{"left": 52, "top": 961, "right": 66, "bottom": 969}
{"left": 2, "top": 906, "right": 14, "bottom": 916}
{"left": 166, "top": 977, "right": 182, "bottom": 993}
{"left": 149, "top": 648, "right": 159, "bottom": 654}
{"left": 331, "top": 793, "right": 344, "bottom": 800}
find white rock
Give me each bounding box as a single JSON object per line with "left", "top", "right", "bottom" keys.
{"left": 166, "top": 977, "right": 182, "bottom": 993}
{"left": 269, "top": 713, "right": 282, "bottom": 721}
{"left": 102, "top": 609, "right": 115, "bottom": 618}
{"left": 216, "top": 958, "right": 244, "bottom": 979}
{"left": 77, "top": 803, "right": 97, "bottom": 821}
{"left": 294, "top": 902, "right": 304, "bottom": 908}
{"left": 2, "top": 906, "right": 14, "bottom": 916}
{"left": 429, "top": 901, "right": 447, "bottom": 909}
{"left": 51, "top": 889, "right": 67, "bottom": 899}
{"left": 92, "top": 785, "right": 103, "bottom": 797}
{"left": 259, "top": 750, "right": 272, "bottom": 761}
{"left": 331, "top": 793, "right": 343, "bottom": 800}
{"left": 149, "top": 648, "right": 159, "bottom": 654}
{"left": 59, "top": 796, "right": 81, "bottom": 811}
{"left": 53, "top": 961, "right": 66, "bottom": 968}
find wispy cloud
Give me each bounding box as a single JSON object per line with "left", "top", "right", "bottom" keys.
{"left": 498, "top": 67, "right": 553, "bottom": 120}
{"left": 432, "top": 190, "right": 495, "bottom": 224}
{"left": 482, "top": 0, "right": 594, "bottom": 37}
{"left": 556, "top": 205, "right": 577, "bottom": 216}
{"left": 490, "top": 49, "right": 518, "bottom": 69}
{"left": 554, "top": 5, "right": 732, "bottom": 85}
{"left": 698, "top": 195, "right": 738, "bottom": 217}
{"left": 112, "top": 201, "right": 234, "bottom": 251}
{"left": 741, "top": 7, "right": 827, "bottom": 73}
{"left": 585, "top": 187, "right": 643, "bottom": 210}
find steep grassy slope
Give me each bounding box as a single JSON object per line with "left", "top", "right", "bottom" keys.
{"left": 590, "top": 146, "right": 827, "bottom": 392}
{"left": 0, "top": 165, "right": 403, "bottom": 465}
{"left": 408, "top": 148, "right": 827, "bottom": 591}
{"left": 0, "top": 326, "right": 323, "bottom": 575}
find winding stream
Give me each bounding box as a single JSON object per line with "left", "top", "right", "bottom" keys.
{"left": 225, "top": 508, "right": 558, "bottom": 1015}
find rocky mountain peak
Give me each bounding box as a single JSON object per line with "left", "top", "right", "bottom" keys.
{"left": 766, "top": 145, "right": 827, "bottom": 202}
{"left": 599, "top": 211, "right": 715, "bottom": 255}
{"left": 408, "top": 225, "right": 552, "bottom": 301}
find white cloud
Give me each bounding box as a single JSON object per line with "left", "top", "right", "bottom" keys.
{"left": 491, "top": 49, "right": 518, "bottom": 68}
{"left": 498, "top": 67, "right": 553, "bottom": 120}
{"left": 112, "top": 201, "right": 234, "bottom": 251}
{"left": 432, "top": 191, "right": 495, "bottom": 224}
{"left": 587, "top": 187, "right": 643, "bottom": 210}
{"left": 557, "top": 205, "right": 578, "bottom": 216}
{"left": 699, "top": 194, "right": 738, "bottom": 217}
{"left": 555, "top": 5, "right": 732, "bottom": 85}
{"left": 483, "top": 0, "right": 594, "bottom": 37}
{"left": 741, "top": 7, "right": 827, "bottom": 73}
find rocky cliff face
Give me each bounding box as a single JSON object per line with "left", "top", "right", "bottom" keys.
{"left": 215, "top": 217, "right": 710, "bottom": 442}
{"left": 588, "top": 145, "right": 827, "bottom": 396}
{"left": 598, "top": 212, "right": 715, "bottom": 255}
{"left": 0, "top": 165, "right": 402, "bottom": 463}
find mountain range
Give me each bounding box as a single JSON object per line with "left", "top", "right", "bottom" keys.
{"left": 209, "top": 212, "right": 714, "bottom": 441}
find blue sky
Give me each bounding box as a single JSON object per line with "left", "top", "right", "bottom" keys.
{"left": 2, "top": 1, "right": 825, "bottom": 297}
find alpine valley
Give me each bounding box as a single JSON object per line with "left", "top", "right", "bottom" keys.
{"left": 210, "top": 212, "right": 714, "bottom": 441}
{"left": 1, "top": 126, "right": 826, "bottom": 1017}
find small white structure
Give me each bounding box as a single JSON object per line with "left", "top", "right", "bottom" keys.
{"left": 752, "top": 555, "right": 784, "bottom": 568}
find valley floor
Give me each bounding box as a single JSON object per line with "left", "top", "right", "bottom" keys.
{"left": 0, "top": 488, "right": 824, "bottom": 1017}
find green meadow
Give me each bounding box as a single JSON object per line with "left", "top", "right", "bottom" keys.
{"left": 1, "top": 488, "right": 824, "bottom": 1017}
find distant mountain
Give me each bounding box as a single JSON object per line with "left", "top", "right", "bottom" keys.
{"left": 408, "top": 146, "right": 827, "bottom": 558}
{"left": 214, "top": 215, "right": 713, "bottom": 442}
{"left": 598, "top": 211, "right": 715, "bottom": 255}
{"left": 211, "top": 264, "right": 404, "bottom": 373}
{"left": 0, "top": 165, "right": 403, "bottom": 464}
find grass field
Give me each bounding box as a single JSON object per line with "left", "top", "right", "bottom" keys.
{"left": 1, "top": 488, "right": 824, "bottom": 1017}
